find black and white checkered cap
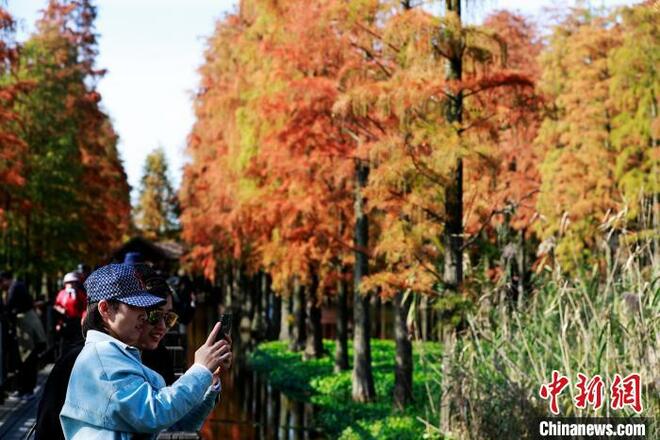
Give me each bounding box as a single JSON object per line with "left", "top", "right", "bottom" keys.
{"left": 84, "top": 263, "right": 166, "bottom": 308}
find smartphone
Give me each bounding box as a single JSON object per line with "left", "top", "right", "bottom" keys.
{"left": 218, "top": 313, "right": 232, "bottom": 340}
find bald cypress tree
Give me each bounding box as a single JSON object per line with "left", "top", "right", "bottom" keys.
{"left": 134, "top": 148, "right": 179, "bottom": 240}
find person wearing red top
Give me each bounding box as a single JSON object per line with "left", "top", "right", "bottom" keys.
{"left": 53, "top": 272, "right": 87, "bottom": 355}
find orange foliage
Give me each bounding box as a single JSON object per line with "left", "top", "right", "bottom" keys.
{"left": 464, "top": 11, "right": 544, "bottom": 236}
{"left": 333, "top": 7, "right": 540, "bottom": 295}
{"left": 0, "top": 8, "right": 28, "bottom": 225}
{"left": 181, "top": 0, "right": 359, "bottom": 291}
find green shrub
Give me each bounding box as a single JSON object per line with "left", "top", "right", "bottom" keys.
{"left": 249, "top": 339, "right": 441, "bottom": 439}
{"left": 338, "top": 415, "right": 423, "bottom": 439}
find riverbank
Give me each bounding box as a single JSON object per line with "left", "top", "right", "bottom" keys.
{"left": 249, "top": 339, "right": 441, "bottom": 439}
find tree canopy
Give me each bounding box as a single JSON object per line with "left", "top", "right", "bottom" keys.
{"left": 0, "top": 0, "right": 130, "bottom": 284}
{"left": 134, "top": 147, "right": 179, "bottom": 240}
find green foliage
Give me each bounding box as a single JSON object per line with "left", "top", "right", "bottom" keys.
{"left": 0, "top": 1, "right": 130, "bottom": 282}
{"left": 234, "top": 107, "right": 260, "bottom": 172}
{"left": 535, "top": 3, "right": 658, "bottom": 272}
{"left": 434, "top": 290, "right": 474, "bottom": 328}
{"left": 134, "top": 147, "right": 179, "bottom": 240}
{"left": 608, "top": 4, "right": 659, "bottom": 218}
{"left": 6, "top": 37, "right": 85, "bottom": 274}
{"left": 338, "top": 416, "right": 422, "bottom": 440}
{"left": 248, "top": 340, "right": 332, "bottom": 399}
{"left": 249, "top": 339, "right": 442, "bottom": 439}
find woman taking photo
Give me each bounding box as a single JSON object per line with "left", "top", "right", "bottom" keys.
{"left": 60, "top": 263, "right": 232, "bottom": 439}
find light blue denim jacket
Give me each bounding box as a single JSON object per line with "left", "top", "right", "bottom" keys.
{"left": 60, "top": 330, "right": 219, "bottom": 439}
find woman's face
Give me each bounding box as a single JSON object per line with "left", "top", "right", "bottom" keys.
{"left": 102, "top": 301, "right": 147, "bottom": 346}
{"left": 138, "top": 295, "right": 173, "bottom": 351}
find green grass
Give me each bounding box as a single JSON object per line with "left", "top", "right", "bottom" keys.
{"left": 248, "top": 339, "right": 442, "bottom": 439}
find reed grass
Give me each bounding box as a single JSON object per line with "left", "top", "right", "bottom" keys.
{"left": 422, "top": 209, "right": 659, "bottom": 439}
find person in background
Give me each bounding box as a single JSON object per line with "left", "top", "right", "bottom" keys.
{"left": 140, "top": 276, "right": 179, "bottom": 385}
{"left": 0, "top": 270, "right": 17, "bottom": 400}
{"left": 123, "top": 251, "right": 145, "bottom": 265}
{"left": 53, "top": 271, "right": 87, "bottom": 355}
{"left": 60, "top": 263, "right": 231, "bottom": 439}
{"left": 75, "top": 263, "right": 91, "bottom": 284}
{"left": 122, "top": 252, "right": 179, "bottom": 383}
{"left": 0, "top": 270, "right": 47, "bottom": 399}
{"left": 167, "top": 271, "right": 197, "bottom": 326}
{"left": 34, "top": 341, "right": 83, "bottom": 440}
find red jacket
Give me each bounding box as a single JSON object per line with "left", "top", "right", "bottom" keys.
{"left": 54, "top": 287, "right": 87, "bottom": 319}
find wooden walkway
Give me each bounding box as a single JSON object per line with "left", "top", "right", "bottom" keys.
{"left": 0, "top": 365, "right": 51, "bottom": 440}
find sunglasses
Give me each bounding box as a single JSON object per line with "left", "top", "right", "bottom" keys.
{"left": 145, "top": 310, "right": 179, "bottom": 328}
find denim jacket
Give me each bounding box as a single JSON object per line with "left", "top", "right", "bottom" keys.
{"left": 60, "top": 330, "right": 219, "bottom": 439}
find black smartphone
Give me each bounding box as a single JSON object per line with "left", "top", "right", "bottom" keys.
{"left": 218, "top": 313, "right": 232, "bottom": 340}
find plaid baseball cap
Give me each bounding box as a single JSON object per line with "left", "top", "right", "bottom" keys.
{"left": 84, "top": 263, "right": 166, "bottom": 308}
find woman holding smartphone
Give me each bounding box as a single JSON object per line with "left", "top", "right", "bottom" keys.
{"left": 59, "top": 263, "right": 232, "bottom": 439}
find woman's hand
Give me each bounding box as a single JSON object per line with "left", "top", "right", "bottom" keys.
{"left": 194, "top": 322, "right": 229, "bottom": 372}
{"left": 219, "top": 334, "right": 233, "bottom": 371}
{"left": 212, "top": 335, "right": 233, "bottom": 386}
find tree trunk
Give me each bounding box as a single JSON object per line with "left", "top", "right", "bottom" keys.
{"left": 440, "top": 1, "right": 463, "bottom": 434}
{"left": 304, "top": 269, "right": 323, "bottom": 359}
{"left": 442, "top": 0, "right": 464, "bottom": 290}
{"left": 516, "top": 228, "right": 526, "bottom": 308}
{"left": 34, "top": 273, "right": 43, "bottom": 301}
{"left": 24, "top": 211, "right": 30, "bottom": 288}
{"left": 1, "top": 194, "right": 8, "bottom": 267}
{"left": 269, "top": 287, "right": 282, "bottom": 341}
{"left": 352, "top": 160, "right": 375, "bottom": 402}
{"left": 372, "top": 294, "right": 382, "bottom": 339}
{"left": 419, "top": 295, "right": 430, "bottom": 341}
{"left": 440, "top": 326, "right": 456, "bottom": 433}
{"left": 290, "top": 277, "right": 306, "bottom": 352}
{"left": 239, "top": 270, "right": 253, "bottom": 333}
{"left": 252, "top": 271, "right": 268, "bottom": 338}
{"left": 443, "top": 160, "right": 463, "bottom": 289}
{"left": 334, "top": 275, "right": 349, "bottom": 372}
{"left": 223, "top": 266, "right": 232, "bottom": 308}
{"left": 248, "top": 273, "right": 258, "bottom": 320}
{"left": 279, "top": 293, "right": 291, "bottom": 342}
{"left": 231, "top": 264, "right": 240, "bottom": 308}
{"left": 393, "top": 291, "right": 413, "bottom": 410}
{"left": 262, "top": 272, "right": 270, "bottom": 332}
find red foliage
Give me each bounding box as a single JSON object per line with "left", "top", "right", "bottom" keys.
{"left": 464, "top": 11, "right": 544, "bottom": 236}
{"left": 0, "top": 8, "right": 28, "bottom": 225}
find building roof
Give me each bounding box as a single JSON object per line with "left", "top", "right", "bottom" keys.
{"left": 112, "top": 236, "right": 184, "bottom": 264}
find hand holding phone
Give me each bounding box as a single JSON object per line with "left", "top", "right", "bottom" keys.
{"left": 194, "top": 321, "right": 223, "bottom": 371}
{"left": 219, "top": 313, "right": 232, "bottom": 340}
{"left": 215, "top": 314, "right": 233, "bottom": 373}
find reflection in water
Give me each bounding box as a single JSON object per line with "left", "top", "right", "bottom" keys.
{"left": 187, "top": 307, "right": 324, "bottom": 439}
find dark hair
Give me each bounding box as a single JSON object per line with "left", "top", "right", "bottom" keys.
{"left": 81, "top": 300, "right": 119, "bottom": 337}
{"left": 145, "top": 276, "right": 172, "bottom": 300}
{"left": 0, "top": 270, "right": 12, "bottom": 280}
{"left": 77, "top": 263, "right": 90, "bottom": 274}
